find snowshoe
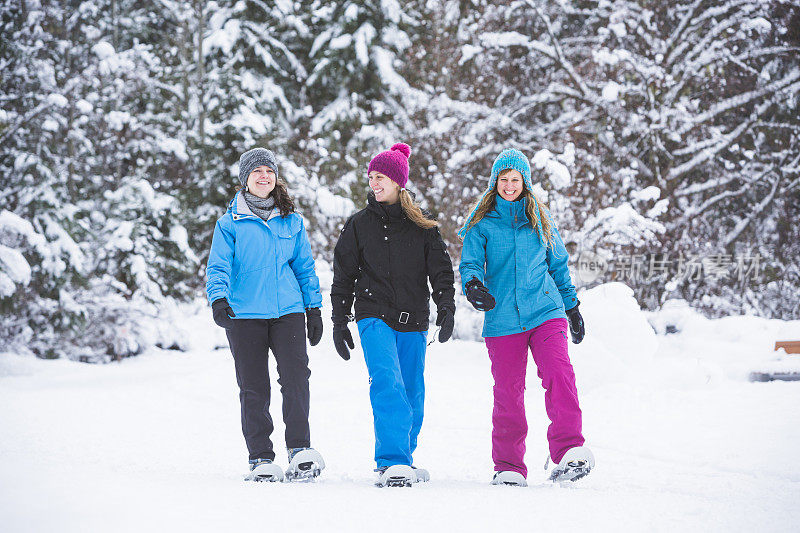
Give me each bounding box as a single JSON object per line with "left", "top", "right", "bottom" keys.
{"left": 245, "top": 458, "right": 284, "bottom": 483}
{"left": 375, "top": 465, "right": 415, "bottom": 488}
{"left": 549, "top": 446, "right": 595, "bottom": 483}
{"left": 285, "top": 447, "right": 325, "bottom": 482}
{"left": 491, "top": 471, "right": 527, "bottom": 487}
{"left": 411, "top": 466, "right": 430, "bottom": 483}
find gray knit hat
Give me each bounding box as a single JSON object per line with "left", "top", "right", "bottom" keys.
{"left": 238, "top": 148, "right": 278, "bottom": 187}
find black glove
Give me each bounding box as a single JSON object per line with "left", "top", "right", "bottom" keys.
{"left": 565, "top": 301, "right": 585, "bottom": 344}
{"left": 332, "top": 322, "right": 354, "bottom": 361}
{"left": 465, "top": 277, "right": 495, "bottom": 312}
{"left": 305, "top": 307, "right": 323, "bottom": 346}
{"left": 436, "top": 305, "right": 455, "bottom": 343}
{"left": 212, "top": 298, "right": 236, "bottom": 329}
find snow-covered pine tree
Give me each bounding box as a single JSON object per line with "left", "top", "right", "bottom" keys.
{"left": 399, "top": 1, "right": 582, "bottom": 266}
{"left": 570, "top": 0, "right": 800, "bottom": 316}
{"left": 397, "top": 0, "right": 494, "bottom": 244}
{"left": 3, "top": 0, "right": 798, "bottom": 362}
{"left": 1, "top": 1, "right": 103, "bottom": 359}
{"left": 195, "top": 0, "right": 305, "bottom": 216}
{"left": 295, "top": 0, "right": 413, "bottom": 212}
{"left": 1, "top": 0, "right": 199, "bottom": 360}
{"left": 193, "top": 0, "right": 355, "bottom": 260}
{"left": 434, "top": 0, "right": 799, "bottom": 317}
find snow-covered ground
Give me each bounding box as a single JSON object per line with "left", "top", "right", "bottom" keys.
{"left": 2, "top": 282, "right": 799, "bottom": 532}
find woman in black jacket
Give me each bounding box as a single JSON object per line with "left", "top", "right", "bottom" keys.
{"left": 331, "top": 143, "right": 456, "bottom": 487}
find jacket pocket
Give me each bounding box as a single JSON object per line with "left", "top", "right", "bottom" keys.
{"left": 276, "top": 232, "right": 296, "bottom": 261}
{"left": 542, "top": 329, "right": 568, "bottom": 344}
{"left": 542, "top": 273, "right": 561, "bottom": 309}
{"left": 527, "top": 265, "right": 560, "bottom": 306}
{"left": 233, "top": 264, "right": 264, "bottom": 283}
{"left": 230, "top": 266, "right": 270, "bottom": 313}
{"left": 355, "top": 276, "right": 376, "bottom": 302}
{"left": 274, "top": 217, "right": 301, "bottom": 260}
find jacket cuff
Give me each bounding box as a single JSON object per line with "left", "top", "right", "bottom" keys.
{"left": 211, "top": 298, "right": 229, "bottom": 310}
{"left": 208, "top": 290, "right": 228, "bottom": 305}
{"left": 331, "top": 314, "right": 351, "bottom": 327}
{"left": 565, "top": 298, "right": 580, "bottom": 313}
{"left": 464, "top": 276, "right": 482, "bottom": 292}
{"left": 437, "top": 301, "right": 456, "bottom": 314}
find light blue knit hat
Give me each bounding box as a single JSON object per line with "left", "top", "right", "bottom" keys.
{"left": 457, "top": 149, "right": 547, "bottom": 240}
{"left": 491, "top": 148, "right": 534, "bottom": 191}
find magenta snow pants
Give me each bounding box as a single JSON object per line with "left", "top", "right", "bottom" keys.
{"left": 484, "top": 318, "right": 584, "bottom": 478}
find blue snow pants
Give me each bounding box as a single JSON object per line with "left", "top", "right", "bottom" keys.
{"left": 357, "top": 317, "right": 428, "bottom": 468}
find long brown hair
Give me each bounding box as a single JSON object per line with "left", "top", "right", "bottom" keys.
{"left": 463, "top": 172, "right": 557, "bottom": 248}
{"left": 399, "top": 189, "right": 438, "bottom": 229}
{"left": 269, "top": 178, "right": 296, "bottom": 217}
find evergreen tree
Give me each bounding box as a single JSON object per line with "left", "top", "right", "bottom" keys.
{"left": 2, "top": 0, "right": 798, "bottom": 360}
{"left": 422, "top": 0, "right": 800, "bottom": 317}
{"left": 1, "top": 0, "right": 199, "bottom": 360}
{"left": 296, "top": 0, "right": 413, "bottom": 207}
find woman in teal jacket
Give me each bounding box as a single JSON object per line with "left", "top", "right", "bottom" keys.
{"left": 206, "top": 148, "right": 324, "bottom": 483}
{"left": 459, "top": 148, "right": 593, "bottom": 486}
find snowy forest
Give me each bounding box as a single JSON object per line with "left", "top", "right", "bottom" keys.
{"left": 2, "top": 0, "right": 799, "bottom": 361}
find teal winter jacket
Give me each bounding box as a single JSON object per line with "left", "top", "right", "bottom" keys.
{"left": 206, "top": 192, "right": 322, "bottom": 318}
{"left": 459, "top": 195, "right": 578, "bottom": 338}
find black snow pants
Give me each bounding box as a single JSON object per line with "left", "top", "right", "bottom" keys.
{"left": 225, "top": 313, "right": 311, "bottom": 461}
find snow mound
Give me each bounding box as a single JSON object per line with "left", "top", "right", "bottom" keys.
{"left": 568, "top": 282, "right": 659, "bottom": 391}
{"left": 580, "top": 282, "right": 658, "bottom": 362}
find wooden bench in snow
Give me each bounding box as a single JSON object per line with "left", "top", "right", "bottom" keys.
{"left": 774, "top": 341, "right": 800, "bottom": 354}
{"left": 748, "top": 341, "right": 800, "bottom": 382}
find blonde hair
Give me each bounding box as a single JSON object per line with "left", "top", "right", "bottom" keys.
{"left": 399, "top": 188, "right": 438, "bottom": 229}
{"left": 370, "top": 170, "right": 438, "bottom": 229}
{"left": 463, "top": 170, "right": 557, "bottom": 248}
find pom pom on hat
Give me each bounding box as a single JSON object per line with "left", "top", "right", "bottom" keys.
{"left": 390, "top": 143, "right": 411, "bottom": 159}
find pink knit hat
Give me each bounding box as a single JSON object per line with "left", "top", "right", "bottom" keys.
{"left": 367, "top": 143, "right": 411, "bottom": 188}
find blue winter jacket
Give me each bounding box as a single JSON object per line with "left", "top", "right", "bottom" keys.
{"left": 206, "top": 191, "right": 322, "bottom": 318}
{"left": 459, "top": 196, "right": 578, "bottom": 338}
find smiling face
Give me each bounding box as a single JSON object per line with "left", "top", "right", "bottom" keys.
{"left": 369, "top": 171, "right": 401, "bottom": 204}
{"left": 246, "top": 166, "right": 276, "bottom": 198}
{"left": 496, "top": 169, "right": 524, "bottom": 201}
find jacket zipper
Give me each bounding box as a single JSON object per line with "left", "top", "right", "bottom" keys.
{"left": 231, "top": 212, "right": 281, "bottom": 309}
{"left": 513, "top": 211, "right": 521, "bottom": 326}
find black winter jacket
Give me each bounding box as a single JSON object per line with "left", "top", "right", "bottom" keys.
{"left": 331, "top": 193, "right": 456, "bottom": 332}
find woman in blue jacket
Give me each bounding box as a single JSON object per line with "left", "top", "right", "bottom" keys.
{"left": 459, "top": 148, "right": 593, "bottom": 487}
{"left": 206, "top": 147, "right": 324, "bottom": 483}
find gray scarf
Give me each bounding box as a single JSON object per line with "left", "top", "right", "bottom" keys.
{"left": 243, "top": 191, "right": 276, "bottom": 221}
